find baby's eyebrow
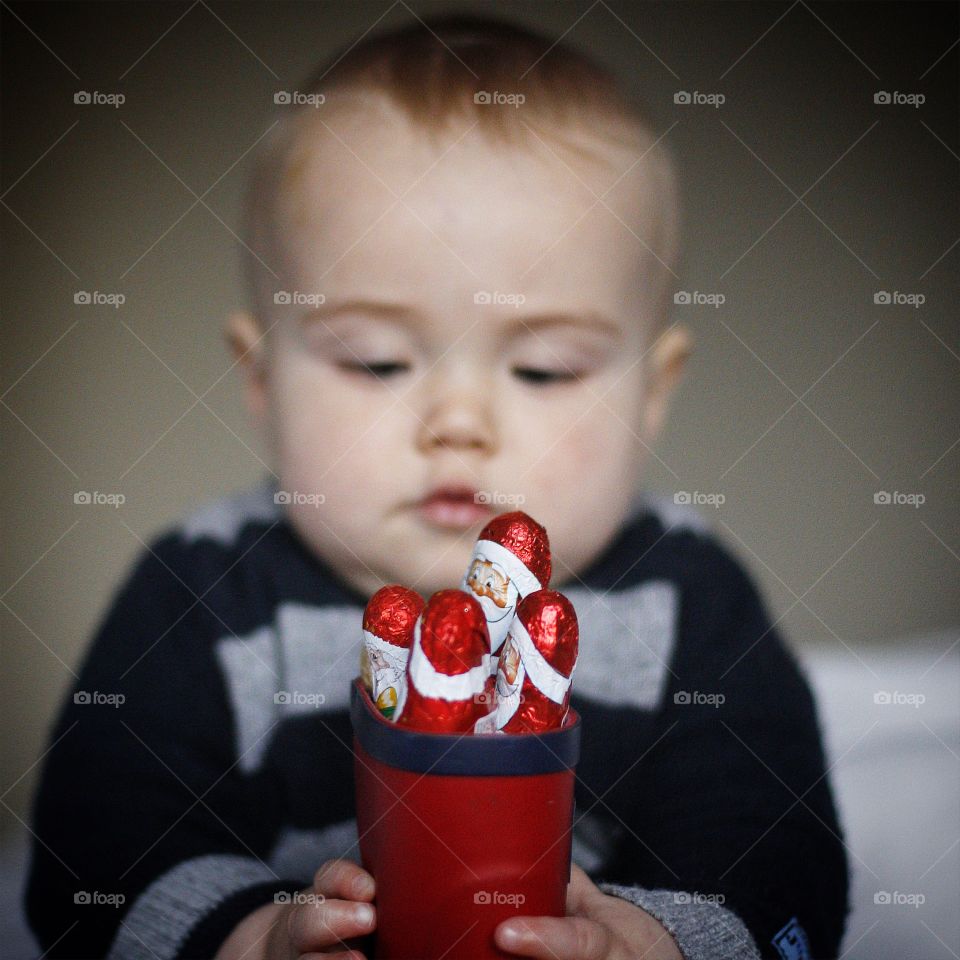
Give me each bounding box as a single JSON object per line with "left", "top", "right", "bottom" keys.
{"left": 300, "top": 299, "right": 624, "bottom": 341}
{"left": 504, "top": 312, "right": 624, "bottom": 340}
{"left": 301, "top": 299, "right": 415, "bottom": 326}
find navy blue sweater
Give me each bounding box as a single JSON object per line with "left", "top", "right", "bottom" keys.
{"left": 25, "top": 483, "right": 848, "bottom": 959}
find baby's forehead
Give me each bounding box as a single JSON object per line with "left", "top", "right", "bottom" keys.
{"left": 272, "top": 95, "right": 659, "bottom": 229}
{"left": 258, "top": 98, "right": 670, "bottom": 322}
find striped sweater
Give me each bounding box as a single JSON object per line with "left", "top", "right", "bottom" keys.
{"left": 25, "top": 480, "right": 848, "bottom": 959}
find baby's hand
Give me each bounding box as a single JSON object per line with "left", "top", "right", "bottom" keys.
{"left": 494, "top": 864, "right": 683, "bottom": 960}
{"left": 216, "top": 859, "right": 376, "bottom": 960}
{"left": 275, "top": 859, "right": 376, "bottom": 959}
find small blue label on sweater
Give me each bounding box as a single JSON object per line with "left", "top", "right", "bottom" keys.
{"left": 772, "top": 917, "right": 810, "bottom": 960}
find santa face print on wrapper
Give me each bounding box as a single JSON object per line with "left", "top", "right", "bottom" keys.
{"left": 493, "top": 630, "right": 524, "bottom": 724}
{"left": 361, "top": 584, "right": 425, "bottom": 720}
{"left": 363, "top": 633, "right": 407, "bottom": 718}
{"left": 496, "top": 590, "right": 578, "bottom": 734}
{"left": 472, "top": 628, "right": 521, "bottom": 735}
{"left": 461, "top": 512, "right": 552, "bottom": 667}
{"left": 463, "top": 549, "right": 520, "bottom": 655}
{"left": 500, "top": 633, "right": 522, "bottom": 686}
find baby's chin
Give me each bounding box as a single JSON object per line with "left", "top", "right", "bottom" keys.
{"left": 377, "top": 532, "right": 480, "bottom": 599}
{"left": 295, "top": 517, "right": 479, "bottom": 601}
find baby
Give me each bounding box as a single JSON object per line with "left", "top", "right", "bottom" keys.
{"left": 26, "top": 14, "right": 848, "bottom": 960}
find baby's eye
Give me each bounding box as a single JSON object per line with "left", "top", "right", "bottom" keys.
{"left": 511, "top": 366, "right": 581, "bottom": 386}
{"left": 338, "top": 360, "right": 410, "bottom": 380}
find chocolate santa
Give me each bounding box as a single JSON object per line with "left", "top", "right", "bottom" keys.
{"left": 461, "top": 511, "right": 551, "bottom": 671}
{"left": 493, "top": 589, "right": 578, "bottom": 734}
{"left": 360, "top": 585, "right": 425, "bottom": 720}
{"left": 394, "top": 589, "right": 492, "bottom": 733}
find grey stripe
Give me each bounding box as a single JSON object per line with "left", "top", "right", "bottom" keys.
{"left": 268, "top": 821, "right": 362, "bottom": 880}
{"left": 214, "top": 581, "right": 677, "bottom": 773}
{"left": 213, "top": 624, "right": 281, "bottom": 775}
{"left": 179, "top": 481, "right": 279, "bottom": 545}
{"left": 106, "top": 854, "right": 279, "bottom": 960}
{"left": 639, "top": 493, "right": 712, "bottom": 535}
{"left": 565, "top": 580, "right": 678, "bottom": 711}
{"left": 214, "top": 604, "right": 362, "bottom": 773}
{"left": 599, "top": 883, "right": 761, "bottom": 960}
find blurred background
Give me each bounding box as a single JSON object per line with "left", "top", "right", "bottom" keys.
{"left": 2, "top": 1, "right": 957, "bottom": 957}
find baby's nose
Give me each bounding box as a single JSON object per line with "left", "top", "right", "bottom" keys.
{"left": 416, "top": 370, "right": 498, "bottom": 455}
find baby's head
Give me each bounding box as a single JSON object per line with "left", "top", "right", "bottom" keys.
{"left": 228, "top": 14, "right": 691, "bottom": 599}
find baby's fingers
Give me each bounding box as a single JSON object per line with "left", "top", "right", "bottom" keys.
{"left": 287, "top": 897, "right": 375, "bottom": 954}
{"left": 313, "top": 859, "right": 376, "bottom": 902}
{"left": 495, "top": 915, "right": 611, "bottom": 960}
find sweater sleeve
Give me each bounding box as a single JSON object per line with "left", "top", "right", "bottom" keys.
{"left": 24, "top": 536, "right": 304, "bottom": 959}
{"left": 593, "top": 542, "right": 849, "bottom": 959}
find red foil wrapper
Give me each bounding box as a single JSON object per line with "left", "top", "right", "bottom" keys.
{"left": 463, "top": 511, "right": 553, "bottom": 672}
{"left": 363, "top": 585, "right": 424, "bottom": 645}
{"left": 477, "top": 511, "right": 552, "bottom": 589}
{"left": 497, "top": 590, "right": 578, "bottom": 734}
{"left": 395, "top": 589, "right": 493, "bottom": 733}
{"left": 361, "top": 585, "right": 424, "bottom": 719}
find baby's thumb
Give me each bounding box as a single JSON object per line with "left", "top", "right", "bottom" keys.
{"left": 494, "top": 915, "right": 610, "bottom": 959}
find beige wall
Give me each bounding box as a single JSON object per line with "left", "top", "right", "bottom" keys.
{"left": 3, "top": 1, "right": 957, "bottom": 830}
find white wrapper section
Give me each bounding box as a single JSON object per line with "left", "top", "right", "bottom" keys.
{"left": 362, "top": 629, "right": 409, "bottom": 709}
{"left": 402, "top": 617, "right": 491, "bottom": 705}
{"left": 461, "top": 538, "right": 544, "bottom": 664}
{"left": 494, "top": 649, "right": 526, "bottom": 728}
{"left": 505, "top": 617, "right": 576, "bottom": 705}
{"left": 465, "top": 539, "right": 543, "bottom": 596}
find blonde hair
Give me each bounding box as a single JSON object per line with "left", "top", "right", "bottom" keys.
{"left": 241, "top": 14, "right": 681, "bottom": 326}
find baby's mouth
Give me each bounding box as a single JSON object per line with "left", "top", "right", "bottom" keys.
{"left": 417, "top": 485, "right": 492, "bottom": 531}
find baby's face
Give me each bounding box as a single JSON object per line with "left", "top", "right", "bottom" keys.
{"left": 236, "top": 102, "right": 682, "bottom": 598}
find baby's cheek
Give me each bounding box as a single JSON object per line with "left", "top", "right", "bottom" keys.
{"left": 274, "top": 394, "right": 372, "bottom": 502}
{"left": 527, "top": 415, "right": 627, "bottom": 489}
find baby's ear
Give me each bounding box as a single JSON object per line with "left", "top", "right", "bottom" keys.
{"left": 224, "top": 309, "right": 268, "bottom": 421}
{"left": 642, "top": 325, "right": 693, "bottom": 442}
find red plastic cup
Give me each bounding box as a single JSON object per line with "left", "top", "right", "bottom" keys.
{"left": 350, "top": 679, "right": 581, "bottom": 960}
